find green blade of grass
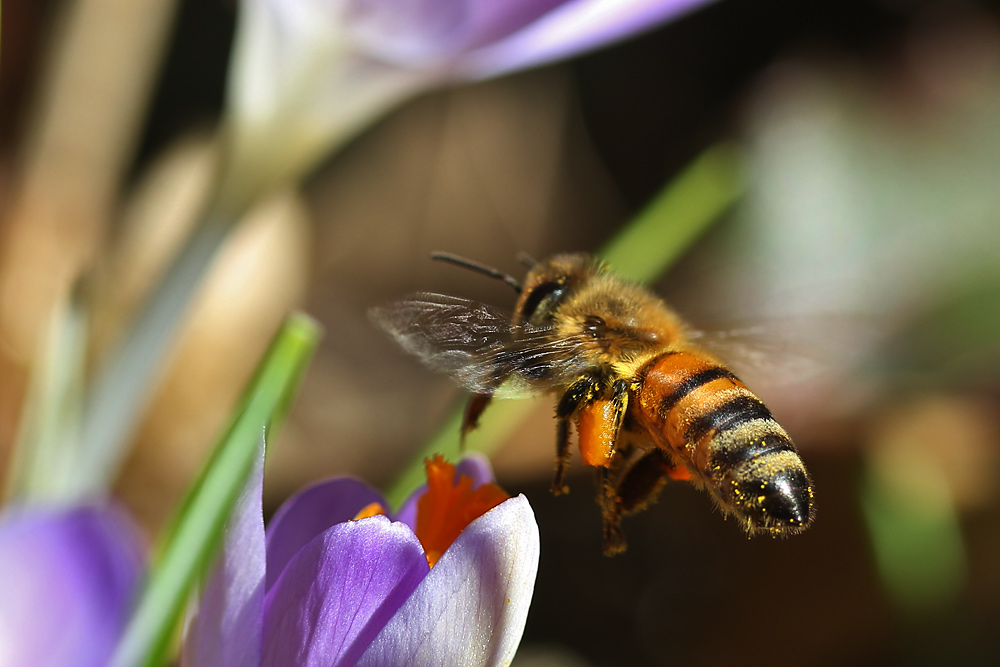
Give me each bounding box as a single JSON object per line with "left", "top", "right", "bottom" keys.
{"left": 109, "top": 313, "right": 321, "bottom": 667}
{"left": 597, "top": 142, "right": 744, "bottom": 281}
{"left": 384, "top": 143, "right": 746, "bottom": 508}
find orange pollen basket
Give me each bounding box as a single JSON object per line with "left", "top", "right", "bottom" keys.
{"left": 415, "top": 455, "right": 509, "bottom": 568}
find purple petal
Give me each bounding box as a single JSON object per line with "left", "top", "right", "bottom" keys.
{"left": 457, "top": 0, "right": 718, "bottom": 80}
{"left": 0, "top": 504, "right": 144, "bottom": 667}
{"left": 456, "top": 452, "right": 498, "bottom": 488}
{"left": 347, "top": 0, "right": 567, "bottom": 64}
{"left": 393, "top": 454, "right": 498, "bottom": 532}
{"left": 182, "top": 435, "right": 266, "bottom": 667}
{"left": 355, "top": 495, "right": 539, "bottom": 667}
{"left": 264, "top": 477, "right": 386, "bottom": 591}
{"left": 261, "top": 515, "right": 429, "bottom": 667}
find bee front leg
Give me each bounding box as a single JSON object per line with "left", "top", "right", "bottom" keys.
{"left": 460, "top": 392, "right": 493, "bottom": 447}
{"left": 553, "top": 376, "right": 601, "bottom": 495}
{"left": 553, "top": 418, "right": 572, "bottom": 495}
{"left": 600, "top": 449, "right": 674, "bottom": 556}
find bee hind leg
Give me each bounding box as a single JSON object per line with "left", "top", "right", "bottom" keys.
{"left": 616, "top": 449, "right": 673, "bottom": 514}
{"left": 599, "top": 449, "right": 674, "bottom": 556}
{"left": 598, "top": 466, "right": 628, "bottom": 556}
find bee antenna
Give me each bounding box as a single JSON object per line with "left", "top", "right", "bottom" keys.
{"left": 516, "top": 252, "right": 537, "bottom": 269}
{"left": 430, "top": 251, "right": 523, "bottom": 294}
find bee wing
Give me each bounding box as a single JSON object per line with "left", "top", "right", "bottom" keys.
{"left": 370, "top": 293, "right": 589, "bottom": 398}
{"left": 688, "top": 315, "right": 881, "bottom": 387}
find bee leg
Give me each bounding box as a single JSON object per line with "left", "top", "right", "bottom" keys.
{"left": 460, "top": 392, "right": 493, "bottom": 448}
{"left": 553, "top": 376, "right": 601, "bottom": 495}
{"left": 576, "top": 379, "right": 629, "bottom": 469}
{"left": 615, "top": 449, "right": 672, "bottom": 515}
{"left": 553, "top": 417, "right": 572, "bottom": 495}
{"left": 609, "top": 379, "right": 629, "bottom": 442}
{"left": 599, "top": 466, "right": 628, "bottom": 556}
{"left": 600, "top": 449, "right": 673, "bottom": 557}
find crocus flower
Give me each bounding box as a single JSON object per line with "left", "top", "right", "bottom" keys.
{"left": 0, "top": 504, "right": 145, "bottom": 667}
{"left": 220, "top": 0, "right": 718, "bottom": 209}
{"left": 182, "top": 452, "right": 539, "bottom": 667}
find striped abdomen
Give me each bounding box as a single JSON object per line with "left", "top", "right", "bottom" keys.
{"left": 632, "top": 351, "right": 815, "bottom": 534}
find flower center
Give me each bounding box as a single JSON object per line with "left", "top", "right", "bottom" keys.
{"left": 415, "top": 455, "right": 509, "bottom": 567}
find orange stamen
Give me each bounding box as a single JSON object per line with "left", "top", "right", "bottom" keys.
{"left": 415, "top": 455, "right": 509, "bottom": 567}
{"left": 352, "top": 502, "right": 387, "bottom": 520}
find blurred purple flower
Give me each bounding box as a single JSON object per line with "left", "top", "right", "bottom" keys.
{"left": 0, "top": 505, "right": 145, "bottom": 667}
{"left": 343, "top": 0, "right": 718, "bottom": 77}
{"left": 221, "top": 0, "right": 717, "bottom": 207}
{"left": 182, "top": 453, "right": 539, "bottom": 667}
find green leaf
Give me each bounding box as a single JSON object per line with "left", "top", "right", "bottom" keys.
{"left": 109, "top": 313, "right": 321, "bottom": 667}
{"left": 383, "top": 143, "right": 746, "bottom": 508}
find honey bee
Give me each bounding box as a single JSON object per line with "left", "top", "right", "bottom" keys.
{"left": 372, "top": 252, "right": 815, "bottom": 554}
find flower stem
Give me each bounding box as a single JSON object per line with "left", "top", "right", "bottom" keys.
{"left": 72, "top": 214, "right": 236, "bottom": 500}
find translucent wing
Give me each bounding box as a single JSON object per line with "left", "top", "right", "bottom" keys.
{"left": 687, "top": 314, "right": 882, "bottom": 388}
{"left": 370, "top": 293, "right": 591, "bottom": 398}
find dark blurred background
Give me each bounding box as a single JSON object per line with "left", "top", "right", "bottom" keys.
{"left": 2, "top": 1, "right": 1000, "bottom": 665}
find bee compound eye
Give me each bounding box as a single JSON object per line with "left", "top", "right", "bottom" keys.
{"left": 582, "top": 316, "right": 606, "bottom": 336}
{"left": 521, "top": 281, "right": 566, "bottom": 323}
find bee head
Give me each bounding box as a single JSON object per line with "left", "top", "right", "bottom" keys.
{"left": 515, "top": 254, "right": 603, "bottom": 326}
